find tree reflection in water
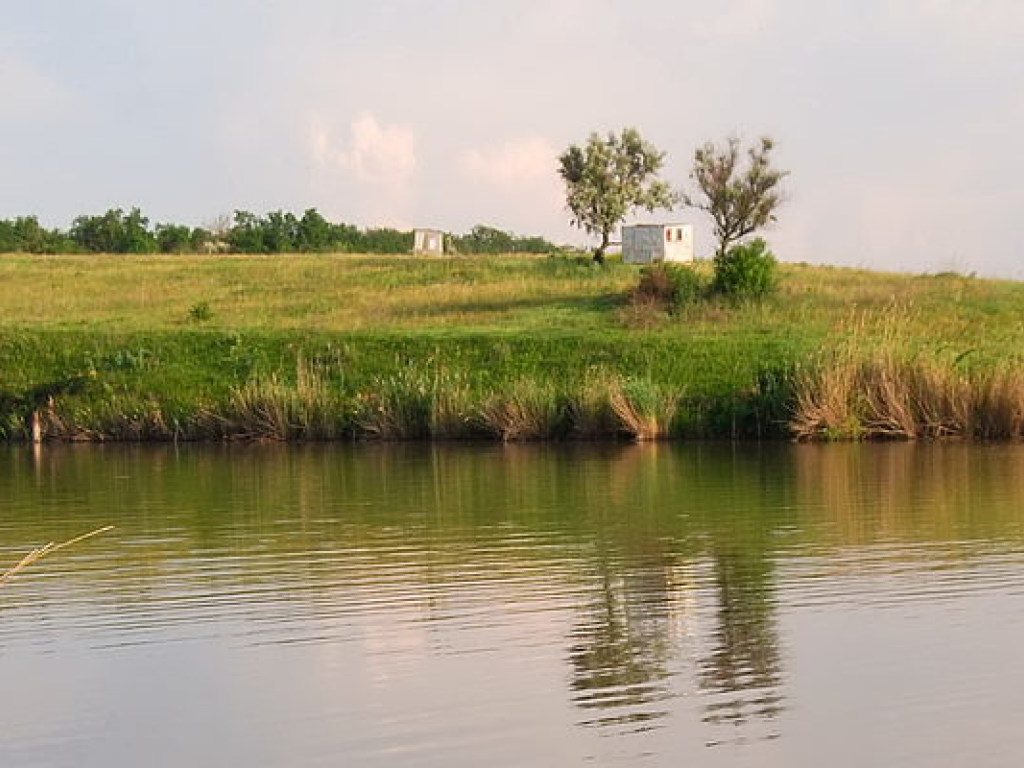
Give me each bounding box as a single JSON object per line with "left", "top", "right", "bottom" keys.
{"left": 566, "top": 443, "right": 788, "bottom": 742}
{"left": 699, "top": 543, "right": 783, "bottom": 737}
{"left": 566, "top": 545, "right": 784, "bottom": 741}
{"left": 568, "top": 554, "right": 681, "bottom": 731}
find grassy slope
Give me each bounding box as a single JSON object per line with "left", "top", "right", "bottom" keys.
{"left": 1, "top": 253, "right": 1022, "bottom": 440}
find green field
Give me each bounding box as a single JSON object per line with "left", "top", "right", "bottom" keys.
{"left": 2, "top": 253, "right": 1023, "bottom": 441}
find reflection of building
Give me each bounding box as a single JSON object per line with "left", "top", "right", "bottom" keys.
{"left": 413, "top": 228, "right": 445, "bottom": 256}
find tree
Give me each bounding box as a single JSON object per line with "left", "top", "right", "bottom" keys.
{"left": 682, "top": 136, "right": 787, "bottom": 259}
{"left": 558, "top": 128, "right": 676, "bottom": 264}
{"left": 296, "top": 208, "right": 333, "bottom": 252}
{"left": 155, "top": 223, "right": 194, "bottom": 254}
{"left": 69, "top": 208, "right": 156, "bottom": 253}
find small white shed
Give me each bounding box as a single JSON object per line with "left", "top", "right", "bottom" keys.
{"left": 622, "top": 224, "right": 694, "bottom": 264}
{"left": 413, "top": 228, "right": 445, "bottom": 256}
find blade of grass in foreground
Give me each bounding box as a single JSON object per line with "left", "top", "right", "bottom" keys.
{"left": 0, "top": 525, "right": 114, "bottom": 587}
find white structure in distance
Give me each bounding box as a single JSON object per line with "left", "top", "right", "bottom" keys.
{"left": 621, "top": 224, "right": 694, "bottom": 264}
{"left": 413, "top": 228, "right": 445, "bottom": 256}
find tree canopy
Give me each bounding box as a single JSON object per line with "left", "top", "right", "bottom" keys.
{"left": 558, "top": 128, "right": 677, "bottom": 264}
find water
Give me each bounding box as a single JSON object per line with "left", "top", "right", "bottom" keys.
{"left": 2, "top": 442, "right": 1024, "bottom": 767}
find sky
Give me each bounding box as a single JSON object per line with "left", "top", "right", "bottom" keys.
{"left": 1, "top": 0, "right": 1022, "bottom": 276}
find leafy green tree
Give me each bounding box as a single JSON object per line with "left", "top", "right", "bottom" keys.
{"left": 155, "top": 223, "right": 194, "bottom": 254}
{"left": 227, "top": 210, "right": 267, "bottom": 253}
{"left": 360, "top": 227, "right": 413, "bottom": 254}
{"left": 328, "top": 222, "right": 360, "bottom": 252}
{"left": 262, "top": 210, "right": 299, "bottom": 252}
{"left": 189, "top": 227, "right": 213, "bottom": 253}
{"left": 296, "top": 208, "right": 333, "bottom": 252}
{"left": 463, "top": 225, "right": 515, "bottom": 254}
{"left": 682, "top": 136, "right": 787, "bottom": 259}
{"left": 0, "top": 216, "right": 73, "bottom": 253}
{"left": 70, "top": 208, "right": 156, "bottom": 253}
{"left": 558, "top": 128, "right": 676, "bottom": 264}
{"left": 448, "top": 225, "right": 557, "bottom": 255}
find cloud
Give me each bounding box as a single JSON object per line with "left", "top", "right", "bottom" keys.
{"left": 461, "top": 136, "right": 557, "bottom": 187}
{"left": 311, "top": 111, "right": 416, "bottom": 190}
{"left": 455, "top": 136, "right": 567, "bottom": 236}
{"left": 308, "top": 110, "right": 417, "bottom": 226}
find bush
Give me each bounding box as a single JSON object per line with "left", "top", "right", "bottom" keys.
{"left": 712, "top": 238, "right": 779, "bottom": 299}
{"left": 634, "top": 262, "right": 707, "bottom": 312}
{"left": 188, "top": 301, "right": 213, "bottom": 322}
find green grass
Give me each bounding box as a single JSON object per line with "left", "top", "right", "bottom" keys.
{"left": 2, "top": 252, "right": 1023, "bottom": 441}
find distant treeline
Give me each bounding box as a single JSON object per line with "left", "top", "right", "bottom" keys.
{"left": 0, "top": 208, "right": 560, "bottom": 256}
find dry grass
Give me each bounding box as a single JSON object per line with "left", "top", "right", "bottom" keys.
{"left": 479, "top": 381, "right": 567, "bottom": 441}
{"left": 209, "top": 358, "right": 346, "bottom": 440}
{"left": 791, "top": 332, "right": 1024, "bottom": 441}
{"left": 608, "top": 378, "right": 679, "bottom": 440}
{"left": 1, "top": 526, "right": 114, "bottom": 586}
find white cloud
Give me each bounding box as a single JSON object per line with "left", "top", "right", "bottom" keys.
{"left": 455, "top": 136, "right": 567, "bottom": 236}
{"left": 311, "top": 111, "right": 416, "bottom": 190}
{"left": 308, "top": 110, "right": 417, "bottom": 226}
{"left": 461, "top": 136, "right": 557, "bottom": 187}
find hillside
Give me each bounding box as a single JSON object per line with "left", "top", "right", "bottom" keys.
{"left": 2, "top": 253, "right": 1023, "bottom": 441}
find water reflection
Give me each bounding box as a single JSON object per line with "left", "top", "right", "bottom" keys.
{"left": 568, "top": 554, "right": 681, "bottom": 731}
{"left": 700, "top": 543, "right": 783, "bottom": 734}
{"left": 4, "top": 442, "right": 1024, "bottom": 767}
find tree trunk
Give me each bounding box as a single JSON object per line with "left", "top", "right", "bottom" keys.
{"left": 593, "top": 230, "right": 610, "bottom": 265}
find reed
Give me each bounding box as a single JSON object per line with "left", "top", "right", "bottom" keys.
{"left": 566, "top": 369, "right": 619, "bottom": 438}
{"left": 791, "top": 348, "right": 1024, "bottom": 441}
{"left": 355, "top": 370, "right": 433, "bottom": 440}
{"left": 1, "top": 526, "right": 114, "bottom": 587}
{"left": 971, "top": 367, "right": 1024, "bottom": 440}
{"left": 608, "top": 377, "right": 679, "bottom": 440}
{"left": 479, "top": 380, "right": 569, "bottom": 441}
{"left": 208, "top": 358, "right": 349, "bottom": 440}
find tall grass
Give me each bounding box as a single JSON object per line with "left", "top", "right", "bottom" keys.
{"left": 207, "top": 358, "right": 349, "bottom": 440}
{"left": 790, "top": 317, "right": 1024, "bottom": 441}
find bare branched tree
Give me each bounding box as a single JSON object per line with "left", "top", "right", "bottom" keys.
{"left": 682, "top": 136, "right": 787, "bottom": 259}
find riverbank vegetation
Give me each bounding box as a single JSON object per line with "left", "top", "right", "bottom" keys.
{"left": 1, "top": 252, "right": 1022, "bottom": 442}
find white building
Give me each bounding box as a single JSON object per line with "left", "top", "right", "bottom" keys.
{"left": 413, "top": 228, "right": 445, "bottom": 256}
{"left": 622, "top": 224, "right": 694, "bottom": 264}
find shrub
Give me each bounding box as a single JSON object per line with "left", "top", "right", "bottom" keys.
{"left": 712, "top": 237, "right": 779, "bottom": 299}
{"left": 634, "top": 262, "right": 707, "bottom": 312}
{"left": 188, "top": 302, "right": 213, "bottom": 322}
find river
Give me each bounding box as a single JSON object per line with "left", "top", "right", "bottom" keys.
{"left": 2, "top": 442, "right": 1023, "bottom": 767}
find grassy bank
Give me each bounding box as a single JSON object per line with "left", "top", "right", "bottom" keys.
{"left": 2, "top": 253, "right": 1023, "bottom": 442}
